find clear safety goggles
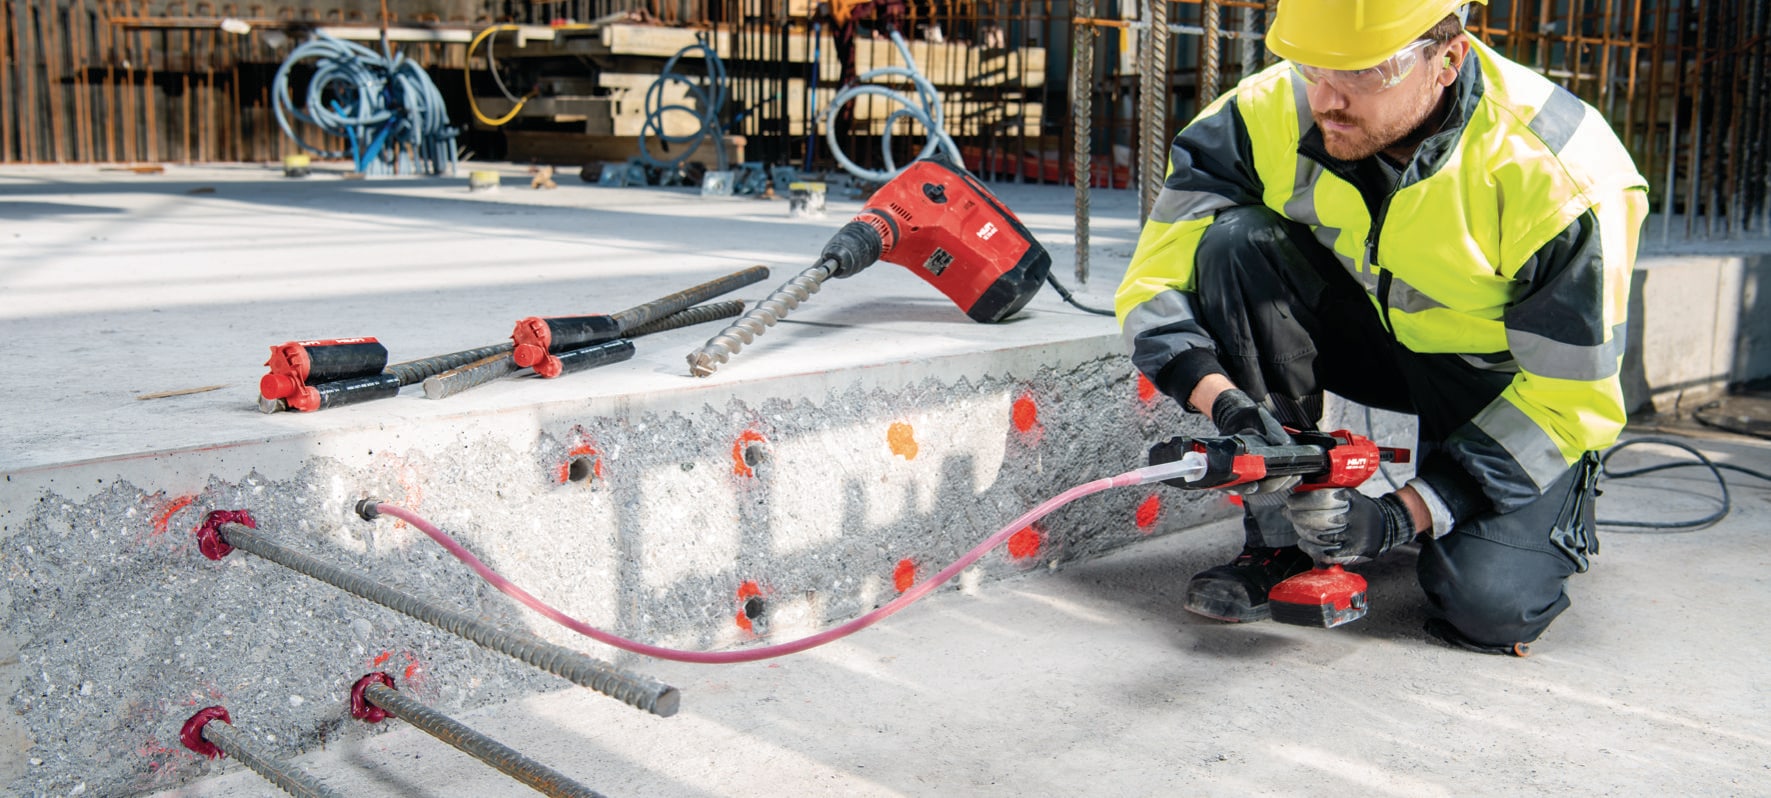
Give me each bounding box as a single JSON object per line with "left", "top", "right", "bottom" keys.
{"left": 1293, "top": 38, "right": 1439, "bottom": 94}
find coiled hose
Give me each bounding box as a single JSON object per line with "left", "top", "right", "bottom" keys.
{"left": 272, "top": 32, "right": 458, "bottom": 176}
{"left": 821, "top": 29, "right": 962, "bottom": 183}
{"left": 638, "top": 38, "right": 730, "bottom": 172}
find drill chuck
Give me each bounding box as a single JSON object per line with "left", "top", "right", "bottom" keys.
{"left": 821, "top": 217, "right": 891, "bottom": 278}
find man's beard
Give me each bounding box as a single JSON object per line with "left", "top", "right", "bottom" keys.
{"left": 1314, "top": 109, "right": 1420, "bottom": 161}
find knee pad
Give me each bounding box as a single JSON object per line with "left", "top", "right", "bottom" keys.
{"left": 1418, "top": 534, "right": 1573, "bottom": 650}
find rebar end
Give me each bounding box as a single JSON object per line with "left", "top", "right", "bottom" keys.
{"left": 652, "top": 686, "right": 682, "bottom": 717}
{"left": 180, "top": 706, "right": 231, "bottom": 759}
{"left": 355, "top": 498, "right": 381, "bottom": 521}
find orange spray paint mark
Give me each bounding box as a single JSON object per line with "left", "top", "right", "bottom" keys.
{"left": 887, "top": 422, "right": 919, "bottom": 460}
{"left": 1012, "top": 394, "right": 1039, "bottom": 433}
{"left": 735, "top": 580, "right": 763, "bottom": 632}
{"left": 1135, "top": 494, "right": 1162, "bottom": 531}
{"left": 559, "top": 444, "right": 603, "bottom": 483}
{"left": 893, "top": 559, "right": 917, "bottom": 592}
{"left": 732, "top": 430, "right": 767, "bottom": 478}
{"left": 371, "top": 651, "right": 392, "bottom": 668}
{"left": 1136, "top": 373, "right": 1158, "bottom": 403}
{"left": 1007, "top": 526, "right": 1043, "bottom": 559}
{"left": 152, "top": 496, "right": 194, "bottom": 535}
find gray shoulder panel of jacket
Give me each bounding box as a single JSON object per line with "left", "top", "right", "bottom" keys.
{"left": 1122, "top": 289, "right": 1216, "bottom": 381}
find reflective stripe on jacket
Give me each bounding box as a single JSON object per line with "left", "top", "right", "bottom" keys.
{"left": 1116, "top": 40, "right": 1649, "bottom": 513}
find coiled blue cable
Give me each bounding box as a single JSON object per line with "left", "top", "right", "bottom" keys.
{"left": 273, "top": 33, "right": 459, "bottom": 176}
{"left": 637, "top": 39, "right": 729, "bottom": 172}
{"left": 822, "top": 30, "right": 961, "bottom": 183}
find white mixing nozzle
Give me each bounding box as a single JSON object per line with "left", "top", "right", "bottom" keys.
{"left": 1130, "top": 451, "right": 1208, "bottom": 486}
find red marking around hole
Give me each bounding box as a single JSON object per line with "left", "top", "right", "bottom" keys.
{"left": 893, "top": 559, "right": 917, "bottom": 592}
{"left": 735, "top": 580, "right": 762, "bottom": 632}
{"left": 153, "top": 496, "right": 195, "bottom": 535}
{"left": 732, "top": 430, "right": 767, "bottom": 477}
{"left": 1007, "top": 526, "right": 1042, "bottom": 559}
{"left": 1135, "top": 494, "right": 1162, "bottom": 530}
{"left": 1012, "top": 394, "right": 1039, "bottom": 433}
{"left": 1136, "top": 373, "right": 1158, "bottom": 403}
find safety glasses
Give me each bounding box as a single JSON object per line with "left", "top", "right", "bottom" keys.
{"left": 1293, "top": 38, "right": 1440, "bottom": 94}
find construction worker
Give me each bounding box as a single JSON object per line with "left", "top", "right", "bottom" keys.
{"left": 1117, "top": 0, "right": 1648, "bottom": 654}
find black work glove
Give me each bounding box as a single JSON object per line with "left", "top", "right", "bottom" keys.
{"left": 1207, "top": 388, "right": 1299, "bottom": 495}
{"left": 1282, "top": 488, "right": 1418, "bottom": 564}
{"left": 1210, "top": 389, "right": 1292, "bottom": 447}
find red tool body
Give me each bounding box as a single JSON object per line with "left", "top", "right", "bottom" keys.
{"left": 1163, "top": 429, "right": 1411, "bottom": 629}
{"left": 687, "top": 155, "right": 1051, "bottom": 376}
{"left": 839, "top": 156, "right": 1052, "bottom": 323}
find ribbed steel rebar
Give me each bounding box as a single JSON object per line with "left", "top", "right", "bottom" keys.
{"left": 423, "top": 352, "right": 520, "bottom": 400}
{"left": 1200, "top": 0, "right": 1222, "bottom": 107}
{"left": 1072, "top": 0, "right": 1096, "bottom": 285}
{"left": 424, "top": 301, "right": 744, "bottom": 399}
{"left": 607, "top": 264, "right": 769, "bottom": 333}
{"left": 686, "top": 261, "right": 832, "bottom": 377}
{"left": 197, "top": 718, "right": 341, "bottom": 798}
{"left": 386, "top": 341, "right": 514, "bottom": 386}
{"left": 625, "top": 298, "right": 745, "bottom": 337}
{"left": 363, "top": 682, "right": 606, "bottom": 798}
{"left": 215, "top": 522, "right": 680, "bottom": 716}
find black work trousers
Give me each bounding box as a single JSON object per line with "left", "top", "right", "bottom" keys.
{"left": 1191, "top": 206, "right": 1595, "bottom": 648}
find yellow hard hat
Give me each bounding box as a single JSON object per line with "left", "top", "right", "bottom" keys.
{"left": 1267, "top": 0, "right": 1485, "bottom": 70}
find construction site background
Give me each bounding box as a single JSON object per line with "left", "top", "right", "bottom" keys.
{"left": 1, "top": 0, "right": 1766, "bottom": 238}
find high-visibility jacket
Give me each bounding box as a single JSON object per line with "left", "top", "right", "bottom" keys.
{"left": 1116, "top": 40, "right": 1648, "bottom": 515}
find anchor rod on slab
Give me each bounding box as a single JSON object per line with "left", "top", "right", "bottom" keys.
{"left": 196, "top": 511, "right": 679, "bottom": 717}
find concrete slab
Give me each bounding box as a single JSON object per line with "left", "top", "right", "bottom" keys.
{"left": 3, "top": 163, "right": 1770, "bottom": 797}
{"left": 144, "top": 429, "right": 1771, "bottom": 798}
{"left": 0, "top": 163, "right": 1133, "bottom": 473}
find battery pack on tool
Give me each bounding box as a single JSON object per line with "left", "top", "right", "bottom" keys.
{"left": 511, "top": 315, "right": 622, "bottom": 370}
{"left": 285, "top": 373, "right": 401, "bottom": 413}
{"left": 261, "top": 338, "right": 388, "bottom": 401}
{"left": 850, "top": 156, "right": 1051, "bottom": 323}
{"left": 1269, "top": 565, "right": 1370, "bottom": 628}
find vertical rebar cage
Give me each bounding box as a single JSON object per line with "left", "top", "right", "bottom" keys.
{"left": 0, "top": 1, "right": 1764, "bottom": 237}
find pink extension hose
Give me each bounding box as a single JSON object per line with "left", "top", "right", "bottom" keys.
{"left": 373, "top": 456, "right": 1205, "bottom": 665}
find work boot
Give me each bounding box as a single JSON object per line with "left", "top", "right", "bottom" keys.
{"left": 1184, "top": 545, "right": 1314, "bottom": 623}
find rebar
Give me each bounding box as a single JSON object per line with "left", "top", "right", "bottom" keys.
{"left": 207, "top": 519, "right": 680, "bottom": 716}
{"left": 686, "top": 261, "right": 832, "bottom": 377}
{"left": 360, "top": 680, "right": 607, "bottom": 798}
{"left": 181, "top": 708, "right": 341, "bottom": 798}
{"left": 607, "top": 264, "right": 769, "bottom": 333}
{"left": 1072, "top": 0, "right": 1096, "bottom": 285}
{"left": 626, "top": 298, "right": 745, "bottom": 336}
{"left": 422, "top": 352, "right": 520, "bottom": 400}
{"left": 1200, "top": 0, "right": 1222, "bottom": 107}
{"left": 385, "top": 341, "right": 514, "bottom": 386}
{"left": 424, "top": 301, "right": 745, "bottom": 399}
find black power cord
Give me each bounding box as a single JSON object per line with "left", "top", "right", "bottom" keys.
{"left": 1596, "top": 436, "right": 1771, "bottom": 531}
{"left": 1044, "top": 273, "right": 1115, "bottom": 316}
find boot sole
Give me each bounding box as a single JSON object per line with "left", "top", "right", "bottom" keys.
{"left": 1183, "top": 580, "right": 1269, "bottom": 623}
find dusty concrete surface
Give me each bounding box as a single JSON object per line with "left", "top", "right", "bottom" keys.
{"left": 144, "top": 429, "right": 1771, "bottom": 798}
{"left": 3, "top": 163, "right": 1769, "bottom": 797}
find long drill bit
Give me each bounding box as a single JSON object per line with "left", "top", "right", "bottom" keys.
{"left": 686, "top": 260, "right": 835, "bottom": 377}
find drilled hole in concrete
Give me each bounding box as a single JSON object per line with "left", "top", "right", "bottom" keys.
{"left": 743, "top": 596, "right": 766, "bottom": 621}
{"left": 566, "top": 457, "right": 595, "bottom": 482}
{"left": 742, "top": 443, "right": 769, "bottom": 469}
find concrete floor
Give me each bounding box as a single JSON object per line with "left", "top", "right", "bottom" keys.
{"left": 148, "top": 427, "right": 1771, "bottom": 797}
{"left": 4, "top": 163, "right": 1769, "bottom": 796}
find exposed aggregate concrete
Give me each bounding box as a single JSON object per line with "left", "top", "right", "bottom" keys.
{"left": 0, "top": 355, "right": 1246, "bottom": 796}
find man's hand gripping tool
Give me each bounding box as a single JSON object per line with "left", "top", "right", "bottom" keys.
{"left": 1150, "top": 430, "right": 1411, "bottom": 628}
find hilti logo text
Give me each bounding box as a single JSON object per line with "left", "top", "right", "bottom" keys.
{"left": 976, "top": 222, "right": 999, "bottom": 240}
